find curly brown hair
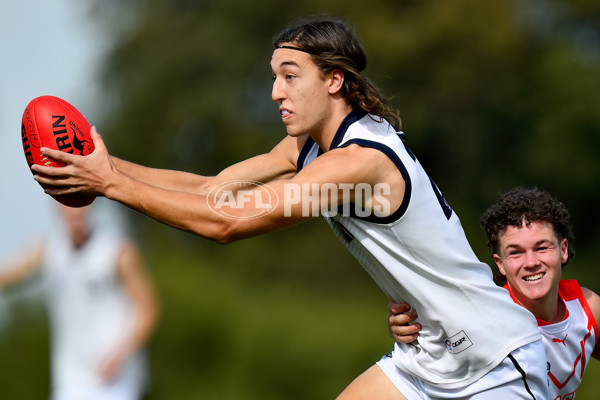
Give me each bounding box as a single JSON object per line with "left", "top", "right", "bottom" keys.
{"left": 273, "top": 15, "right": 402, "bottom": 129}
{"left": 480, "top": 185, "right": 575, "bottom": 271}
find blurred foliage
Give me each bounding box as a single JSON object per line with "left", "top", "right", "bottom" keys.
{"left": 3, "top": 0, "right": 600, "bottom": 398}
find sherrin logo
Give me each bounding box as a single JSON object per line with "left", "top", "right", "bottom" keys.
{"left": 207, "top": 180, "right": 279, "bottom": 220}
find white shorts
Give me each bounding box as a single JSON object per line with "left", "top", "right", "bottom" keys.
{"left": 376, "top": 339, "right": 548, "bottom": 400}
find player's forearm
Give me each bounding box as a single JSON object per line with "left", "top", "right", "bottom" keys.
{"left": 111, "top": 156, "right": 213, "bottom": 194}
{"left": 104, "top": 171, "right": 235, "bottom": 242}
{"left": 104, "top": 170, "right": 304, "bottom": 243}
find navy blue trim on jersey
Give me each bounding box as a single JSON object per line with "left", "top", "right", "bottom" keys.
{"left": 325, "top": 216, "right": 356, "bottom": 243}
{"left": 296, "top": 109, "right": 367, "bottom": 172}
{"left": 329, "top": 109, "right": 367, "bottom": 150}
{"left": 429, "top": 176, "right": 453, "bottom": 220}
{"left": 336, "top": 138, "right": 411, "bottom": 224}
{"left": 296, "top": 136, "right": 316, "bottom": 172}
{"left": 398, "top": 132, "right": 416, "bottom": 162}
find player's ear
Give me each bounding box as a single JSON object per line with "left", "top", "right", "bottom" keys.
{"left": 327, "top": 69, "right": 345, "bottom": 95}
{"left": 560, "top": 238, "right": 569, "bottom": 264}
{"left": 493, "top": 254, "right": 507, "bottom": 277}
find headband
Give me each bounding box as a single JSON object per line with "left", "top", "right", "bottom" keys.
{"left": 276, "top": 45, "right": 315, "bottom": 55}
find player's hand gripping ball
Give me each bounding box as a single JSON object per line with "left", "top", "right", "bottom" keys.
{"left": 21, "top": 96, "right": 96, "bottom": 207}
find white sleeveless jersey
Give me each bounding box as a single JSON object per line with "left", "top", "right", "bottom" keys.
{"left": 298, "top": 110, "right": 541, "bottom": 388}
{"left": 42, "top": 227, "right": 146, "bottom": 393}
{"left": 508, "top": 280, "right": 598, "bottom": 400}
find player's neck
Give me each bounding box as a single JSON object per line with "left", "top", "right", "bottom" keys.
{"left": 311, "top": 103, "right": 353, "bottom": 152}
{"left": 527, "top": 296, "right": 565, "bottom": 324}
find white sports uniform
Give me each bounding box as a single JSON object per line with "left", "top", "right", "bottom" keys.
{"left": 506, "top": 280, "right": 598, "bottom": 400}
{"left": 42, "top": 227, "right": 147, "bottom": 400}
{"left": 298, "top": 110, "right": 547, "bottom": 398}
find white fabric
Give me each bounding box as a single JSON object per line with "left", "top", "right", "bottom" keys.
{"left": 300, "top": 110, "right": 542, "bottom": 388}
{"left": 535, "top": 280, "right": 597, "bottom": 399}
{"left": 377, "top": 339, "right": 548, "bottom": 399}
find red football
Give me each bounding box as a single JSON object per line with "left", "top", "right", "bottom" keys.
{"left": 21, "top": 95, "right": 96, "bottom": 207}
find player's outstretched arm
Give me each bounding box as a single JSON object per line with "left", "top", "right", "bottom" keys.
{"left": 33, "top": 134, "right": 404, "bottom": 245}
{"left": 110, "top": 132, "right": 302, "bottom": 195}
{"left": 110, "top": 156, "right": 213, "bottom": 195}
{"left": 31, "top": 127, "right": 306, "bottom": 242}
{"left": 33, "top": 126, "right": 303, "bottom": 197}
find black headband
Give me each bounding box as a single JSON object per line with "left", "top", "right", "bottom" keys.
{"left": 276, "top": 45, "right": 315, "bottom": 55}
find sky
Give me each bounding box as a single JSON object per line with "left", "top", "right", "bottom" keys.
{"left": 0, "top": 0, "right": 107, "bottom": 259}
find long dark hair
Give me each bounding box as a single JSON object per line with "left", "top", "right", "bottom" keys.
{"left": 273, "top": 16, "right": 402, "bottom": 129}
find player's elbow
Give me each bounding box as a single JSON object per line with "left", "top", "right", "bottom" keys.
{"left": 212, "top": 230, "right": 237, "bottom": 245}
{"left": 189, "top": 219, "right": 243, "bottom": 245}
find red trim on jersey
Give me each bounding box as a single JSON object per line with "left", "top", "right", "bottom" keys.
{"left": 505, "top": 280, "right": 597, "bottom": 393}
{"left": 503, "top": 280, "right": 597, "bottom": 332}
{"left": 502, "top": 283, "right": 569, "bottom": 326}
{"left": 559, "top": 280, "right": 598, "bottom": 340}
{"left": 548, "top": 353, "right": 582, "bottom": 389}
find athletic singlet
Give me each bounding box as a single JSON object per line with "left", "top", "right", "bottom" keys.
{"left": 506, "top": 280, "right": 598, "bottom": 400}
{"left": 42, "top": 227, "right": 146, "bottom": 392}
{"left": 297, "top": 110, "right": 541, "bottom": 388}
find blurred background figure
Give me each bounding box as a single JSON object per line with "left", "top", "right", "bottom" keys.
{"left": 0, "top": 200, "right": 158, "bottom": 400}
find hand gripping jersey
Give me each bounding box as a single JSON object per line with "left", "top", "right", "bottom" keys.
{"left": 507, "top": 280, "right": 598, "bottom": 400}
{"left": 297, "top": 110, "right": 541, "bottom": 388}
{"left": 42, "top": 227, "right": 146, "bottom": 394}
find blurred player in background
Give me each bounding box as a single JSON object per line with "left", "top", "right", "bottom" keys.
{"left": 389, "top": 186, "right": 600, "bottom": 399}
{"left": 0, "top": 201, "right": 158, "bottom": 400}
{"left": 32, "top": 16, "right": 547, "bottom": 398}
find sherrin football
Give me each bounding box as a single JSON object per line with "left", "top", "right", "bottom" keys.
{"left": 21, "top": 95, "right": 95, "bottom": 207}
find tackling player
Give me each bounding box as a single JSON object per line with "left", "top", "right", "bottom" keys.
{"left": 389, "top": 186, "right": 600, "bottom": 399}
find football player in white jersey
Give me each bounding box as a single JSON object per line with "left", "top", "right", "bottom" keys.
{"left": 389, "top": 186, "right": 600, "bottom": 399}
{"left": 0, "top": 203, "right": 158, "bottom": 400}
{"left": 32, "top": 16, "right": 548, "bottom": 399}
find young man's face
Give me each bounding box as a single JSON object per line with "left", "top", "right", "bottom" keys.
{"left": 270, "top": 45, "right": 334, "bottom": 137}
{"left": 493, "top": 221, "right": 568, "bottom": 308}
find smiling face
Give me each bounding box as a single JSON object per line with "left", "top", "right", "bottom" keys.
{"left": 270, "top": 45, "right": 348, "bottom": 143}
{"left": 493, "top": 221, "right": 568, "bottom": 315}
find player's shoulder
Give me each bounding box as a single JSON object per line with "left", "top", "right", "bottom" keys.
{"left": 581, "top": 286, "right": 600, "bottom": 304}
{"left": 311, "top": 143, "right": 387, "bottom": 174}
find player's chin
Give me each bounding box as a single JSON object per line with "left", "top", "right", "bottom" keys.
{"left": 284, "top": 125, "right": 306, "bottom": 137}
